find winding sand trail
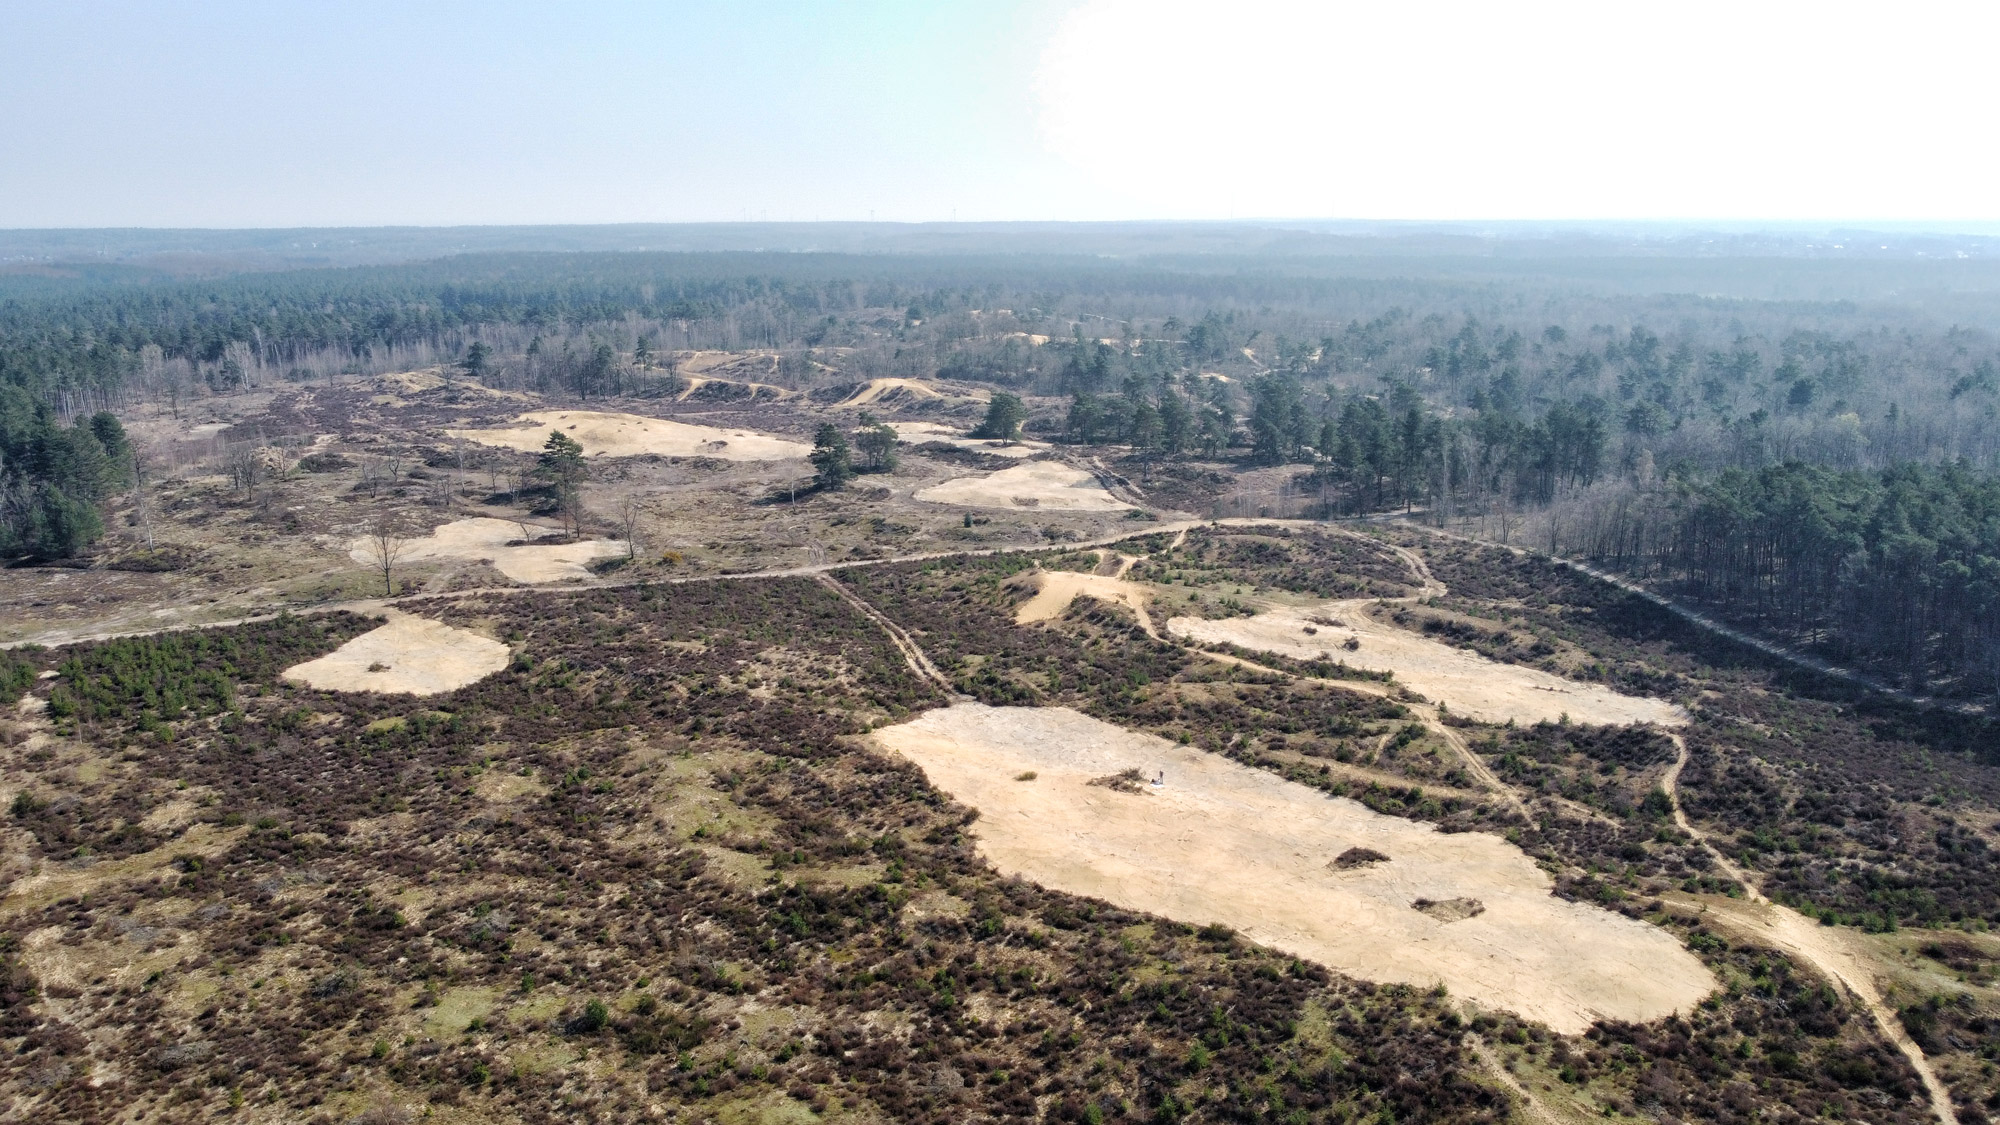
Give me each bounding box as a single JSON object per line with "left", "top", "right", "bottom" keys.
{"left": 1657, "top": 732, "right": 1958, "bottom": 1124}
{"left": 874, "top": 703, "right": 1716, "bottom": 1034}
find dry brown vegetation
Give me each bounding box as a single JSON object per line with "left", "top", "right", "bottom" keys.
{"left": 1, "top": 371, "right": 1997, "bottom": 1123}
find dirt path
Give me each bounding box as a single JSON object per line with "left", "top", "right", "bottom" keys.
{"left": 812, "top": 573, "right": 955, "bottom": 692}
{"left": 1657, "top": 733, "right": 1958, "bottom": 1124}
{"left": 1467, "top": 1036, "right": 1576, "bottom": 1125}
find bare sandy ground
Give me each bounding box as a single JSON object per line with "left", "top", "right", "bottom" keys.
{"left": 282, "top": 613, "right": 509, "bottom": 695}
{"left": 348, "top": 517, "right": 625, "bottom": 584}
{"left": 1015, "top": 571, "right": 1154, "bottom": 630}
{"left": 915, "top": 461, "right": 1127, "bottom": 511}
{"left": 840, "top": 378, "right": 943, "bottom": 406}
{"left": 1168, "top": 601, "right": 1684, "bottom": 727}
{"left": 891, "top": 421, "right": 1045, "bottom": 460}
{"left": 874, "top": 703, "right": 1714, "bottom": 1033}
{"left": 447, "top": 410, "right": 809, "bottom": 461}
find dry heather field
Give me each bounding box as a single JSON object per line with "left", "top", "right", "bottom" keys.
{"left": 2, "top": 369, "right": 1999, "bottom": 1125}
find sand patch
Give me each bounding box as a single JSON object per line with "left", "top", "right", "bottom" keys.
{"left": 282, "top": 614, "right": 509, "bottom": 696}
{"left": 1015, "top": 571, "right": 1154, "bottom": 630}
{"left": 874, "top": 703, "right": 1714, "bottom": 1033}
{"left": 349, "top": 517, "right": 624, "bottom": 583}
{"left": 1168, "top": 601, "right": 1684, "bottom": 727}
{"left": 915, "top": 461, "right": 1126, "bottom": 511}
{"left": 447, "top": 410, "right": 809, "bottom": 461}
{"left": 891, "top": 422, "right": 1046, "bottom": 460}
{"left": 840, "top": 378, "right": 943, "bottom": 407}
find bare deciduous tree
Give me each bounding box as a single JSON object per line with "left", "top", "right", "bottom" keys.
{"left": 364, "top": 513, "right": 410, "bottom": 597}
{"left": 225, "top": 444, "right": 265, "bottom": 499}
{"left": 616, "top": 496, "right": 645, "bottom": 560}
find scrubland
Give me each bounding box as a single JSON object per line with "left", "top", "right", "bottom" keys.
{"left": 0, "top": 368, "right": 1995, "bottom": 1125}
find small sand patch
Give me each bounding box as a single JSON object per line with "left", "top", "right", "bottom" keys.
{"left": 349, "top": 517, "right": 624, "bottom": 583}
{"left": 915, "top": 461, "right": 1126, "bottom": 511}
{"left": 1168, "top": 601, "right": 1684, "bottom": 727}
{"left": 448, "top": 410, "right": 809, "bottom": 461}
{"left": 283, "top": 615, "right": 509, "bottom": 696}
{"left": 891, "top": 421, "right": 1045, "bottom": 459}
{"left": 873, "top": 703, "right": 1713, "bottom": 1033}
{"left": 1015, "top": 570, "right": 1154, "bottom": 630}
{"left": 840, "top": 378, "right": 944, "bottom": 407}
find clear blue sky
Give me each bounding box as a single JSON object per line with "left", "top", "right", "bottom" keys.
{"left": 4, "top": 1, "right": 1994, "bottom": 227}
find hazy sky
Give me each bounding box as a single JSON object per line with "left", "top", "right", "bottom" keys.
{"left": 3, "top": 0, "right": 1994, "bottom": 227}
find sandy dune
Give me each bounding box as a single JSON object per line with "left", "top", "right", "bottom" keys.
{"left": 875, "top": 703, "right": 1714, "bottom": 1033}
{"left": 915, "top": 461, "right": 1126, "bottom": 510}
{"left": 349, "top": 518, "right": 625, "bottom": 584}
{"left": 283, "top": 614, "right": 509, "bottom": 695}
{"left": 1015, "top": 571, "right": 1153, "bottom": 629}
{"left": 447, "top": 410, "right": 809, "bottom": 461}
{"left": 1168, "top": 601, "right": 1684, "bottom": 727}
{"left": 891, "top": 422, "right": 1045, "bottom": 460}
{"left": 840, "top": 378, "right": 943, "bottom": 406}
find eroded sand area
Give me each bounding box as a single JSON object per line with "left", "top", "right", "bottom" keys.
{"left": 283, "top": 614, "right": 509, "bottom": 695}
{"left": 874, "top": 703, "right": 1714, "bottom": 1034}
{"left": 1168, "top": 602, "right": 1684, "bottom": 727}
{"left": 447, "top": 410, "right": 810, "bottom": 461}
{"left": 1015, "top": 571, "right": 1152, "bottom": 626}
{"left": 348, "top": 518, "right": 624, "bottom": 583}
{"left": 915, "top": 461, "right": 1126, "bottom": 510}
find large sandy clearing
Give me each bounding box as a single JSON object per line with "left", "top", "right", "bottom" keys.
{"left": 1169, "top": 601, "right": 1684, "bottom": 727}
{"left": 447, "top": 410, "right": 810, "bottom": 461}
{"left": 915, "top": 461, "right": 1126, "bottom": 510}
{"left": 283, "top": 614, "right": 509, "bottom": 695}
{"left": 1015, "top": 571, "right": 1152, "bottom": 627}
{"left": 875, "top": 703, "right": 1714, "bottom": 1033}
{"left": 349, "top": 518, "right": 624, "bottom": 584}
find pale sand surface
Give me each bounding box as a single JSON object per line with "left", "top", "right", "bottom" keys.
{"left": 841, "top": 378, "right": 943, "bottom": 406}
{"left": 875, "top": 703, "right": 1715, "bottom": 1033}
{"left": 1015, "top": 571, "right": 1154, "bottom": 628}
{"left": 282, "top": 614, "right": 509, "bottom": 695}
{"left": 1169, "top": 601, "right": 1685, "bottom": 727}
{"left": 447, "top": 410, "right": 809, "bottom": 461}
{"left": 915, "top": 461, "right": 1126, "bottom": 510}
{"left": 890, "top": 421, "right": 1045, "bottom": 460}
{"left": 348, "top": 517, "right": 625, "bottom": 584}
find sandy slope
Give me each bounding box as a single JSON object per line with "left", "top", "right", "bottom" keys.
{"left": 1015, "top": 571, "right": 1155, "bottom": 631}
{"left": 1168, "top": 601, "right": 1684, "bottom": 727}
{"left": 348, "top": 518, "right": 624, "bottom": 584}
{"left": 915, "top": 461, "right": 1126, "bottom": 510}
{"left": 282, "top": 613, "right": 509, "bottom": 695}
{"left": 876, "top": 703, "right": 1714, "bottom": 1033}
{"left": 447, "top": 410, "right": 809, "bottom": 461}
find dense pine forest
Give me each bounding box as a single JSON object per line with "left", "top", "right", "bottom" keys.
{"left": 3, "top": 233, "right": 1999, "bottom": 698}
